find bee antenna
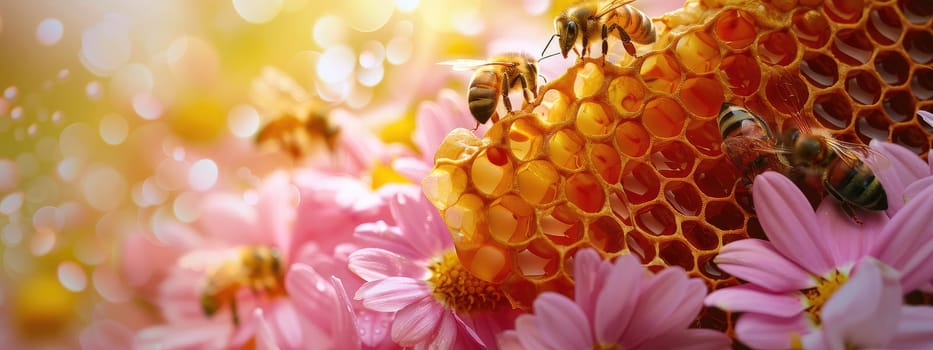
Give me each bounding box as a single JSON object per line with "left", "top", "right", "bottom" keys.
{"left": 541, "top": 34, "right": 559, "bottom": 57}
{"left": 538, "top": 74, "right": 548, "bottom": 84}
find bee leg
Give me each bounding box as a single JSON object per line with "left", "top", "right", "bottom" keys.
{"left": 231, "top": 298, "right": 240, "bottom": 326}
{"left": 601, "top": 24, "right": 609, "bottom": 66}
{"left": 501, "top": 75, "right": 513, "bottom": 113}
{"left": 580, "top": 32, "right": 589, "bottom": 59}
{"left": 517, "top": 74, "right": 533, "bottom": 104}
{"left": 472, "top": 122, "right": 481, "bottom": 131}
{"left": 607, "top": 24, "right": 638, "bottom": 58}
{"left": 841, "top": 202, "right": 863, "bottom": 225}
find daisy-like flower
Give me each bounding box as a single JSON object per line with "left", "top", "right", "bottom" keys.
{"left": 870, "top": 138, "right": 933, "bottom": 215}
{"left": 704, "top": 171, "right": 933, "bottom": 349}
{"left": 349, "top": 190, "right": 519, "bottom": 349}
{"left": 498, "top": 249, "right": 731, "bottom": 350}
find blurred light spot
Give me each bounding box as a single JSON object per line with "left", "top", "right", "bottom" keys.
{"left": 315, "top": 78, "right": 351, "bottom": 102}
{"left": 142, "top": 178, "right": 167, "bottom": 206}
{"left": 81, "top": 165, "right": 127, "bottom": 212}
{"left": 75, "top": 235, "right": 106, "bottom": 265}
{"left": 173, "top": 192, "right": 200, "bottom": 223}
{"left": 342, "top": 0, "right": 394, "bottom": 32}
{"left": 317, "top": 46, "right": 355, "bottom": 84}
{"left": 51, "top": 110, "right": 63, "bottom": 123}
{"left": 15, "top": 153, "right": 38, "bottom": 178}
{"left": 397, "top": 0, "right": 419, "bottom": 12}
{"left": 312, "top": 15, "right": 347, "bottom": 48}
{"left": 171, "top": 147, "right": 185, "bottom": 161}
{"left": 58, "top": 69, "right": 70, "bottom": 81}
{"left": 59, "top": 122, "right": 94, "bottom": 159}
{"left": 80, "top": 14, "right": 131, "bottom": 75}
{"left": 232, "top": 0, "right": 284, "bottom": 24}
{"left": 93, "top": 267, "right": 131, "bottom": 303}
{"left": 58, "top": 201, "right": 85, "bottom": 228}
{"left": 188, "top": 159, "right": 218, "bottom": 191}
{"left": 2, "top": 223, "right": 22, "bottom": 246}
{"left": 27, "top": 123, "right": 38, "bottom": 136}
{"left": 57, "top": 262, "right": 87, "bottom": 292}
{"left": 165, "top": 36, "right": 221, "bottom": 89}
{"left": 35, "top": 136, "right": 58, "bottom": 162}
{"left": 99, "top": 114, "right": 128, "bottom": 145}
{"left": 283, "top": 0, "right": 309, "bottom": 12}
{"left": 10, "top": 106, "right": 23, "bottom": 120}
{"left": 228, "top": 104, "right": 260, "bottom": 138}
{"left": 346, "top": 87, "right": 373, "bottom": 109}
{"left": 453, "top": 11, "right": 483, "bottom": 35}
{"left": 243, "top": 189, "right": 259, "bottom": 205}
{"left": 57, "top": 157, "right": 81, "bottom": 182}
{"left": 111, "top": 63, "right": 154, "bottom": 102}
{"left": 3, "top": 86, "right": 17, "bottom": 100}
{"left": 385, "top": 37, "right": 412, "bottom": 65}
{"left": 31, "top": 228, "right": 56, "bottom": 256}
{"left": 27, "top": 176, "right": 58, "bottom": 204}
{"left": 0, "top": 192, "right": 23, "bottom": 215}
{"left": 358, "top": 41, "right": 385, "bottom": 68}
{"left": 357, "top": 66, "right": 384, "bottom": 87}
{"left": 132, "top": 94, "right": 163, "bottom": 120}
{"left": 37, "top": 18, "right": 64, "bottom": 46}
{"left": 155, "top": 159, "right": 188, "bottom": 191}
{"left": 523, "top": 0, "right": 550, "bottom": 15}
{"left": 4, "top": 248, "right": 32, "bottom": 274}
{"left": 86, "top": 81, "right": 103, "bottom": 100}
{"left": 0, "top": 159, "right": 19, "bottom": 192}
{"left": 33, "top": 206, "right": 64, "bottom": 232}
{"left": 0, "top": 98, "right": 8, "bottom": 116}
{"left": 395, "top": 20, "right": 414, "bottom": 37}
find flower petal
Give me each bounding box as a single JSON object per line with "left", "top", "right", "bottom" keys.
{"left": 392, "top": 157, "right": 432, "bottom": 184}
{"left": 734, "top": 313, "right": 808, "bottom": 350}
{"left": 871, "top": 140, "right": 927, "bottom": 215}
{"left": 428, "top": 310, "right": 458, "bottom": 350}
{"left": 888, "top": 306, "right": 933, "bottom": 349}
{"left": 267, "top": 301, "right": 306, "bottom": 350}
{"left": 512, "top": 314, "right": 554, "bottom": 350}
{"left": 197, "top": 193, "right": 261, "bottom": 245}
{"left": 624, "top": 268, "right": 705, "bottom": 347}
{"left": 389, "top": 192, "right": 449, "bottom": 260}
{"left": 253, "top": 309, "right": 282, "bottom": 350}
{"left": 814, "top": 198, "right": 887, "bottom": 268}
{"left": 80, "top": 320, "right": 133, "bottom": 350}
{"left": 533, "top": 292, "right": 593, "bottom": 350}
{"left": 714, "top": 239, "right": 816, "bottom": 292}
{"left": 872, "top": 186, "right": 933, "bottom": 291}
{"left": 355, "top": 277, "right": 431, "bottom": 312}
{"left": 820, "top": 257, "right": 901, "bottom": 349}
{"left": 637, "top": 328, "right": 732, "bottom": 350}
{"left": 593, "top": 254, "right": 641, "bottom": 344}
{"left": 285, "top": 264, "right": 334, "bottom": 320}
{"left": 753, "top": 172, "right": 835, "bottom": 275}
{"left": 573, "top": 249, "right": 611, "bottom": 320}
{"left": 348, "top": 248, "right": 427, "bottom": 282}
{"left": 497, "top": 330, "right": 524, "bottom": 350}
{"left": 330, "top": 277, "right": 363, "bottom": 349}
{"left": 903, "top": 176, "right": 933, "bottom": 203}
{"left": 704, "top": 284, "right": 804, "bottom": 318}
{"left": 391, "top": 296, "right": 443, "bottom": 346}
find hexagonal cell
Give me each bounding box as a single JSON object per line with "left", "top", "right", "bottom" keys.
{"left": 704, "top": 200, "right": 746, "bottom": 231}
{"left": 487, "top": 195, "right": 535, "bottom": 244}
{"left": 791, "top": 9, "right": 830, "bottom": 49}
{"left": 574, "top": 62, "right": 604, "bottom": 98}
{"left": 714, "top": 9, "right": 757, "bottom": 49}
{"left": 642, "top": 97, "right": 686, "bottom": 138}
{"left": 516, "top": 161, "right": 560, "bottom": 206}
{"left": 746, "top": 217, "right": 767, "bottom": 240}
{"left": 608, "top": 189, "right": 632, "bottom": 225}
{"left": 635, "top": 204, "right": 676, "bottom": 236}
{"left": 539, "top": 204, "right": 583, "bottom": 246}
{"left": 831, "top": 29, "right": 875, "bottom": 66}
{"left": 515, "top": 238, "right": 561, "bottom": 279}
{"left": 565, "top": 172, "right": 605, "bottom": 213}
{"left": 874, "top": 51, "right": 911, "bottom": 86}
{"left": 675, "top": 30, "right": 721, "bottom": 74}
{"left": 721, "top": 54, "right": 762, "bottom": 96}
{"left": 614, "top": 121, "right": 651, "bottom": 157}
{"left": 904, "top": 30, "right": 933, "bottom": 64}
{"left": 509, "top": 118, "right": 544, "bottom": 161}
{"left": 589, "top": 143, "right": 621, "bottom": 184}
{"left": 912, "top": 68, "right": 933, "bottom": 100}
{"left": 856, "top": 109, "right": 893, "bottom": 144}
{"left": 471, "top": 146, "right": 514, "bottom": 197}
{"left": 445, "top": 193, "right": 486, "bottom": 246}
{"left": 575, "top": 102, "right": 613, "bottom": 138}
{"left": 698, "top": 253, "right": 729, "bottom": 281}
{"left": 608, "top": 76, "right": 646, "bottom": 115}
{"left": 867, "top": 6, "right": 903, "bottom": 45}
{"left": 547, "top": 128, "right": 586, "bottom": 171}
{"left": 588, "top": 216, "right": 625, "bottom": 254}
{"left": 659, "top": 239, "right": 695, "bottom": 271}
{"left": 424, "top": 165, "right": 468, "bottom": 210}
{"left": 639, "top": 52, "right": 683, "bottom": 95}
{"left": 898, "top": 0, "right": 933, "bottom": 25}
{"left": 765, "top": 71, "right": 809, "bottom": 115}
{"left": 893, "top": 124, "right": 928, "bottom": 153}
{"left": 462, "top": 243, "right": 509, "bottom": 283}
{"left": 813, "top": 91, "right": 854, "bottom": 129}
{"left": 693, "top": 158, "right": 738, "bottom": 198}
{"left": 679, "top": 77, "right": 725, "bottom": 118}
{"left": 625, "top": 229, "right": 655, "bottom": 264}
{"left": 621, "top": 161, "right": 661, "bottom": 204}
{"left": 824, "top": 0, "right": 865, "bottom": 23}
{"left": 800, "top": 52, "right": 839, "bottom": 88}
{"left": 882, "top": 89, "right": 917, "bottom": 122}
{"left": 682, "top": 220, "right": 719, "bottom": 251}
{"left": 650, "top": 141, "right": 695, "bottom": 178}
{"left": 533, "top": 89, "right": 572, "bottom": 127}
{"left": 685, "top": 119, "right": 723, "bottom": 157}
{"left": 845, "top": 70, "right": 883, "bottom": 105}
{"left": 664, "top": 181, "right": 703, "bottom": 216}
{"left": 757, "top": 30, "right": 798, "bottom": 66}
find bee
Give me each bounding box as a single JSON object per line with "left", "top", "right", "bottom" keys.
{"left": 545, "top": 0, "right": 657, "bottom": 60}
{"left": 717, "top": 103, "right": 788, "bottom": 184}
{"left": 439, "top": 52, "right": 540, "bottom": 128}
{"left": 195, "top": 246, "right": 285, "bottom": 326}
{"left": 251, "top": 67, "right": 340, "bottom": 160}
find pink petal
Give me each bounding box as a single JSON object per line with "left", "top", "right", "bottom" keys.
{"left": 624, "top": 268, "right": 705, "bottom": 347}
{"left": 79, "top": 320, "right": 133, "bottom": 350}
{"left": 734, "top": 313, "right": 808, "bottom": 350}
{"left": 429, "top": 311, "right": 458, "bottom": 349}
{"left": 253, "top": 309, "right": 281, "bottom": 350}
{"left": 355, "top": 277, "right": 431, "bottom": 312}
{"left": 638, "top": 328, "right": 732, "bottom": 350}
{"left": 872, "top": 186, "right": 933, "bottom": 291}
{"left": 533, "top": 292, "right": 593, "bottom": 350}
{"left": 285, "top": 264, "right": 334, "bottom": 320}
{"left": 814, "top": 198, "right": 887, "bottom": 268}
{"left": 593, "top": 254, "right": 641, "bottom": 344}
{"left": 353, "top": 221, "right": 417, "bottom": 258}
{"left": 497, "top": 330, "right": 524, "bottom": 350}
{"left": 390, "top": 296, "right": 443, "bottom": 346}
{"left": 903, "top": 176, "right": 933, "bottom": 203}
{"left": 572, "top": 249, "right": 611, "bottom": 319}
{"left": 753, "top": 172, "right": 835, "bottom": 276}
{"left": 888, "top": 306, "right": 933, "bottom": 349}
{"left": 348, "top": 248, "right": 427, "bottom": 282}
{"left": 704, "top": 284, "right": 804, "bottom": 318}
{"left": 871, "top": 140, "right": 927, "bottom": 214}
{"left": 256, "top": 172, "right": 295, "bottom": 252}
{"left": 512, "top": 314, "right": 553, "bottom": 350}
{"left": 197, "top": 193, "right": 261, "bottom": 245}
{"left": 454, "top": 314, "right": 488, "bottom": 348}
{"left": 267, "top": 301, "right": 305, "bottom": 350}
{"left": 715, "top": 239, "right": 816, "bottom": 292}
{"left": 820, "top": 257, "right": 902, "bottom": 349}
{"left": 392, "top": 157, "right": 432, "bottom": 184}
{"left": 135, "top": 322, "right": 232, "bottom": 350}
{"left": 330, "top": 277, "right": 363, "bottom": 350}
{"left": 388, "top": 192, "right": 448, "bottom": 260}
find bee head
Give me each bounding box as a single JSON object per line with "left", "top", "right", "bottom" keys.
{"left": 555, "top": 17, "right": 578, "bottom": 59}
{"left": 792, "top": 133, "right": 824, "bottom": 164}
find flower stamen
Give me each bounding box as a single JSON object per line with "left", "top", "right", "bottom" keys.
{"left": 427, "top": 251, "right": 509, "bottom": 314}
{"left": 802, "top": 270, "right": 849, "bottom": 326}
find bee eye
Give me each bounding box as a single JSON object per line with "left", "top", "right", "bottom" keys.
{"left": 567, "top": 22, "right": 577, "bottom": 35}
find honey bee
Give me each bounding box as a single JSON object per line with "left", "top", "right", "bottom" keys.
{"left": 439, "top": 52, "right": 539, "bottom": 128}
{"left": 717, "top": 103, "right": 788, "bottom": 184}
{"left": 545, "top": 0, "right": 657, "bottom": 60}
{"left": 251, "top": 67, "right": 340, "bottom": 160}
{"left": 194, "top": 246, "right": 285, "bottom": 326}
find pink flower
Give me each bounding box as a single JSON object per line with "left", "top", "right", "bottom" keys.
{"left": 349, "top": 190, "right": 518, "bottom": 349}
{"left": 500, "top": 249, "right": 731, "bottom": 350}
{"left": 704, "top": 172, "right": 933, "bottom": 349}
{"left": 871, "top": 139, "right": 933, "bottom": 215}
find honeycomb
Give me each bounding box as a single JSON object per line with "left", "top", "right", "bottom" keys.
{"left": 423, "top": 0, "right": 933, "bottom": 332}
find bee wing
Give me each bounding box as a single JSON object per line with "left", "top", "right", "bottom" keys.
{"left": 770, "top": 67, "right": 813, "bottom": 135}
{"left": 438, "top": 59, "right": 516, "bottom": 71}
{"left": 823, "top": 137, "right": 891, "bottom": 170}
{"left": 178, "top": 249, "right": 240, "bottom": 273}
{"left": 595, "top": 0, "right": 639, "bottom": 18}
{"left": 251, "top": 66, "right": 312, "bottom": 116}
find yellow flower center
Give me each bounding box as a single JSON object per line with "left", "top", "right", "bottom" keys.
{"left": 427, "top": 251, "right": 509, "bottom": 314}
{"left": 802, "top": 269, "right": 849, "bottom": 326}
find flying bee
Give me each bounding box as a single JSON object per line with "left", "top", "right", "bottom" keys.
{"left": 439, "top": 52, "right": 539, "bottom": 128}
{"left": 187, "top": 246, "right": 285, "bottom": 326}
{"left": 251, "top": 67, "right": 340, "bottom": 160}
{"left": 544, "top": 0, "right": 657, "bottom": 61}
{"left": 717, "top": 103, "right": 789, "bottom": 184}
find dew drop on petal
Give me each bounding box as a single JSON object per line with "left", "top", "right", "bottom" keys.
{"left": 0, "top": 192, "right": 23, "bottom": 215}
{"left": 228, "top": 105, "right": 260, "bottom": 138}
{"left": 317, "top": 46, "right": 356, "bottom": 84}
{"left": 0, "top": 159, "right": 19, "bottom": 192}
{"left": 36, "top": 18, "right": 64, "bottom": 46}
{"left": 188, "top": 159, "right": 218, "bottom": 191}
{"left": 232, "top": 0, "right": 284, "bottom": 24}
{"left": 81, "top": 165, "right": 127, "bottom": 212}
{"left": 99, "top": 114, "right": 128, "bottom": 145}
{"left": 57, "top": 261, "right": 87, "bottom": 292}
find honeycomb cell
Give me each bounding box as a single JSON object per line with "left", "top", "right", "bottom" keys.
{"left": 575, "top": 102, "right": 613, "bottom": 138}
{"left": 845, "top": 70, "right": 883, "bottom": 105}
{"left": 588, "top": 216, "right": 625, "bottom": 254}
{"left": 547, "top": 128, "right": 586, "bottom": 171}
{"left": 675, "top": 30, "right": 721, "bottom": 74}
{"left": 698, "top": 253, "right": 728, "bottom": 280}
{"left": 867, "top": 6, "right": 903, "bottom": 45}
{"left": 682, "top": 220, "right": 719, "bottom": 251}
{"left": 792, "top": 9, "right": 831, "bottom": 49}
{"left": 534, "top": 89, "right": 572, "bottom": 127}
{"left": 856, "top": 109, "right": 893, "bottom": 144}
{"left": 813, "top": 91, "right": 854, "bottom": 129}
{"left": 574, "top": 62, "right": 604, "bottom": 98}
{"left": 685, "top": 120, "right": 723, "bottom": 157}
{"left": 651, "top": 141, "right": 695, "bottom": 178}
{"left": 893, "top": 124, "right": 928, "bottom": 153}
{"left": 664, "top": 181, "right": 703, "bottom": 216}
{"left": 800, "top": 52, "right": 839, "bottom": 88}
{"left": 608, "top": 76, "right": 646, "bottom": 114}
{"left": 614, "top": 121, "right": 651, "bottom": 157}
{"left": 625, "top": 229, "right": 655, "bottom": 264}
{"left": 694, "top": 158, "right": 738, "bottom": 198}
{"left": 445, "top": 193, "right": 485, "bottom": 246}
{"left": 704, "top": 200, "right": 746, "bottom": 231}
{"left": 874, "top": 51, "right": 911, "bottom": 86}
{"left": 508, "top": 118, "right": 544, "bottom": 161}
{"left": 765, "top": 71, "right": 809, "bottom": 115}
{"left": 642, "top": 97, "right": 686, "bottom": 138}
{"left": 904, "top": 30, "right": 933, "bottom": 64}
{"left": 487, "top": 195, "right": 535, "bottom": 244}
{"left": 424, "top": 165, "right": 469, "bottom": 210}
{"left": 608, "top": 189, "right": 632, "bottom": 226}
{"left": 679, "top": 77, "right": 725, "bottom": 118}
{"left": 471, "top": 147, "right": 514, "bottom": 197}
{"left": 464, "top": 244, "right": 509, "bottom": 283}
{"left": 516, "top": 161, "right": 560, "bottom": 206}
{"left": 539, "top": 204, "right": 583, "bottom": 246}
{"left": 565, "top": 172, "right": 605, "bottom": 213}
{"left": 746, "top": 217, "right": 767, "bottom": 240}
{"left": 720, "top": 54, "right": 762, "bottom": 96}
{"left": 882, "top": 89, "right": 916, "bottom": 122}
{"left": 635, "top": 204, "right": 676, "bottom": 236}
{"left": 757, "top": 30, "right": 798, "bottom": 66}
{"left": 640, "top": 53, "right": 683, "bottom": 94}
{"left": 589, "top": 143, "right": 622, "bottom": 184}
{"left": 515, "top": 239, "right": 561, "bottom": 279}
{"left": 831, "top": 29, "right": 875, "bottom": 66}
{"left": 621, "top": 161, "right": 661, "bottom": 204}
{"left": 912, "top": 68, "right": 933, "bottom": 100}
{"left": 659, "top": 240, "right": 695, "bottom": 271}
{"left": 898, "top": 0, "right": 933, "bottom": 25}
{"left": 714, "top": 9, "right": 757, "bottom": 49}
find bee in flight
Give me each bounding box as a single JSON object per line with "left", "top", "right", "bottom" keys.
{"left": 187, "top": 246, "right": 285, "bottom": 326}
{"left": 544, "top": 0, "right": 657, "bottom": 61}
{"left": 717, "top": 103, "right": 788, "bottom": 184}
{"left": 251, "top": 67, "right": 340, "bottom": 161}
{"left": 439, "top": 52, "right": 540, "bottom": 129}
